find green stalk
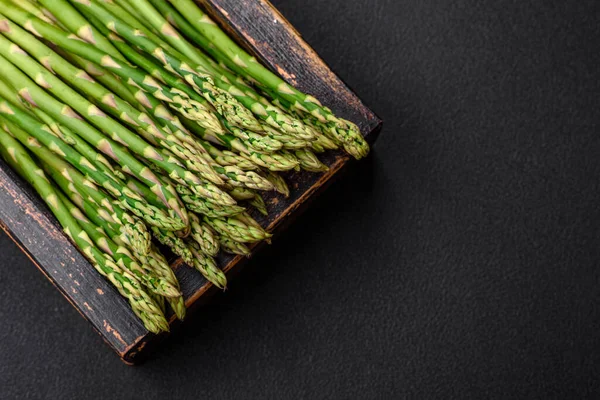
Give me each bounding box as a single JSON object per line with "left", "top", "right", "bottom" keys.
{"left": 77, "top": 7, "right": 283, "bottom": 155}
{"left": 248, "top": 193, "right": 268, "bottom": 216}
{"left": 151, "top": 227, "right": 194, "bottom": 265}
{"left": 81, "top": 0, "right": 264, "bottom": 134}
{"left": 0, "top": 17, "right": 224, "bottom": 185}
{"left": 186, "top": 240, "right": 227, "bottom": 289}
{"left": 295, "top": 149, "right": 329, "bottom": 172}
{"left": 0, "top": 126, "right": 168, "bottom": 333}
{"left": 0, "top": 114, "right": 173, "bottom": 243}
{"left": 167, "top": 295, "right": 186, "bottom": 321}
{"left": 188, "top": 213, "right": 219, "bottom": 256}
{"left": 0, "top": 87, "right": 187, "bottom": 231}
{"left": 261, "top": 170, "right": 290, "bottom": 197}
{"left": 169, "top": 0, "right": 369, "bottom": 158}
{"left": 147, "top": 0, "right": 318, "bottom": 140}
{"left": 130, "top": 0, "right": 311, "bottom": 139}
{"left": 204, "top": 214, "right": 271, "bottom": 243}
{"left": 36, "top": 0, "right": 123, "bottom": 58}
{"left": 0, "top": 38, "right": 216, "bottom": 212}
{"left": 0, "top": 3, "right": 224, "bottom": 143}
{"left": 0, "top": 76, "right": 126, "bottom": 181}
{"left": 218, "top": 236, "right": 251, "bottom": 257}
{"left": 42, "top": 153, "right": 153, "bottom": 257}
{"left": 0, "top": 48, "right": 189, "bottom": 222}
{"left": 178, "top": 112, "right": 299, "bottom": 171}
{"left": 65, "top": 188, "right": 179, "bottom": 300}
{"left": 55, "top": 189, "right": 181, "bottom": 298}
{"left": 228, "top": 187, "right": 256, "bottom": 201}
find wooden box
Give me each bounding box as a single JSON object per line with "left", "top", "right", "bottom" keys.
{"left": 0, "top": 0, "right": 382, "bottom": 364}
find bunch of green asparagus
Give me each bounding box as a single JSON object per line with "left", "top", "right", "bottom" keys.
{"left": 0, "top": 0, "right": 369, "bottom": 332}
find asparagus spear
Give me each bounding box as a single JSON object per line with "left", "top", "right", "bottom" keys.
{"left": 261, "top": 170, "right": 291, "bottom": 198}
{"left": 54, "top": 188, "right": 181, "bottom": 298}
{"left": 0, "top": 40, "right": 225, "bottom": 210}
{"left": 157, "top": 145, "right": 273, "bottom": 191}
{"left": 0, "top": 17, "right": 224, "bottom": 185}
{"left": 0, "top": 119, "right": 176, "bottom": 258}
{"left": 36, "top": 0, "right": 123, "bottom": 58}
{"left": 168, "top": 0, "right": 369, "bottom": 158}
{"left": 167, "top": 295, "right": 187, "bottom": 321}
{"left": 248, "top": 193, "right": 269, "bottom": 216}
{"left": 0, "top": 46, "right": 189, "bottom": 218}
{"left": 178, "top": 113, "right": 299, "bottom": 171}
{"left": 122, "top": 0, "right": 311, "bottom": 140}
{"left": 218, "top": 236, "right": 251, "bottom": 257}
{"left": 0, "top": 127, "right": 168, "bottom": 333}
{"left": 78, "top": 0, "right": 264, "bottom": 134}
{"left": 295, "top": 149, "right": 329, "bottom": 172}
{"left": 151, "top": 226, "right": 194, "bottom": 265}
{"left": 0, "top": 3, "right": 223, "bottom": 139}
{"left": 204, "top": 214, "right": 272, "bottom": 243}
{"left": 228, "top": 187, "right": 256, "bottom": 201}
{"left": 181, "top": 192, "right": 246, "bottom": 218}
{"left": 0, "top": 87, "right": 188, "bottom": 232}
{"left": 46, "top": 157, "right": 153, "bottom": 257}
{"left": 0, "top": 76, "right": 126, "bottom": 181}
{"left": 145, "top": 0, "right": 318, "bottom": 141}
{"left": 188, "top": 213, "right": 219, "bottom": 257}
{"left": 80, "top": 8, "right": 285, "bottom": 156}
{"left": 186, "top": 240, "right": 227, "bottom": 289}
{"left": 57, "top": 182, "right": 180, "bottom": 300}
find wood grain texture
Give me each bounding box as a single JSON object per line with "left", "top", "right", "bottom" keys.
{"left": 0, "top": 0, "right": 382, "bottom": 363}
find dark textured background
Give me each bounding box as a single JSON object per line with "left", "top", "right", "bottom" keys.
{"left": 2, "top": 0, "right": 600, "bottom": 398}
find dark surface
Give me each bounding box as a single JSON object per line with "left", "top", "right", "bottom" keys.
{"left": 1, "top": 0, "right": 600, "bottom": 398}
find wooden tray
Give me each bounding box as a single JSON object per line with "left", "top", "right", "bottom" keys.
{"left": 0, "top": 0, "right": 382, "bottom": 364}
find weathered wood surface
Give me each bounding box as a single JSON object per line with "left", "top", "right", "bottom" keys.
{"left": 0, "top": 0, "right": 382, "bottom": 363}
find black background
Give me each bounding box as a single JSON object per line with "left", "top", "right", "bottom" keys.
{"left": 2, "top": 0, "right": 600, "bottom": 398}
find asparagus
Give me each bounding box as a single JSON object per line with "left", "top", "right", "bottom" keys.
{"left": 147, "top": 0, "right": 318, "bottom": 141}
{"left": 0, "top": 3, "right": 223, "bottom": 140}
{"left": 79, "top": 0, "right": 264, "bottom": 133}
{"left": 168, "top": 0, "right": 369, "bottom": 158}
{"left": 36, "top": 0, "right": 123, "bottom": 58}
{"left": 81, "top": 9, "right": 287, "bottom": 158}
{"left": 167, "top": 295, "right": 187, "bottom": 321}
{"left": 228, "top": 187, "right": 256, "bottom": 201}
{"left": 54, "top": 189, "right": 181, "bottom": 298}
{"left": 0, "top": 127, "right": 168, "bottom": 333}
{"left": 0, "top": 17, "right": 224, "bottom": 185}
{"left": 157, "top": 145, "right": 273, "bottom": 191}
{"left": 61, "top": 185, "right": 180, "bottom": 300}
{"left": 47, "top": 158, "right": 152, "bottom": 257}
{"left": 182, "top": 194, "right": 246, "bottom": 218}
{"left": 0, "top": 38, "right": 225, "bottom": 211}
{"left": 178, "top": 113, "right": 299, "bottom": 171}
{"left": 218, "top": 236, "right": 251, "bottom": 257}
{"left": 186, "top": 240, "right": 227, "bottom": 289}
{"left": 125, "top": 0, "right": 313, "bottom": 140}
{"left": 188, "top": 213, "right": 219, "bottom": 256}
{"left": 311, "top": 131, "right": 340, "bottom": 153}
{"left": 151, "top": 226, "right": 194, "bottom": 265}
{"left": 295, "top": 149, "right": 329, "bottom": 172}
{"left": 0, "top": 117, "right": 165, "bottom": 258}
{"left": 150, "top": 291, "right": 167, "bottom": 315}
{"left": 0, "top": 89, "right": 188, "bottom": 232}
{"left": 248, "top": 193, "right": 269, "bottom": 216}
{"left": 0, "top": 47, "right": 189, "bottom": 219}
{"left": 0, "top": 76, "right": 126, "bottom": 181}
{"left": 261, "top": 170, "right": 291, "bottom": 198}
{"left": 199, "top": 140, "right": 260, "bottom": 171}
{"left": 204, "top": 214, "right": 272, "bottom": 243}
